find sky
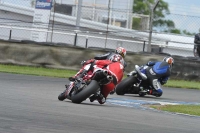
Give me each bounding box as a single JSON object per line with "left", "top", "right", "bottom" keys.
{"left": 163, "top": 0, "right": 200, "bottom": 33}
{"left": 1, "top": 0, "right": 200, "bottom": 33}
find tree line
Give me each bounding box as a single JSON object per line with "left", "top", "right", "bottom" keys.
{"left": 132, "top": 0, "right": 196, "bottom": 36}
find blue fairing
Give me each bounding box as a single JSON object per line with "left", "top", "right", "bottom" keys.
{"left": 153, "top": 62, "right": 168, "bottom": 74}
{"left": 140, "top": 68, "right": 146, "bottom": 74}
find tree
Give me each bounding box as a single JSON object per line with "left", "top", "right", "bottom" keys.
{"left": 133, "top": 0, "right": 154, "bottom": 15}
{"left": 169, "top": 29, "right": 181, "bottom": 34}
{"left": 182, "top": 30, "right": 195, "bottom": 36}
{"left": 132, "top": 0, "right": 195, "bottom": 35}
{"left": 133, "top": 0, "right": 175, "bottom": 32}
{"left": 132, "top": 17, "right": 141, "bottom": 30}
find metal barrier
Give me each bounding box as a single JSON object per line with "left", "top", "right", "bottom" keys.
{"left": 0, "top": 24, "right": 195, "bottom": 57}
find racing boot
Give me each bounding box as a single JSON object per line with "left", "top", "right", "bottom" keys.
{"left": 151, "top": 89, "right": 163, "bottom": 97}
{"left": 97, "top": 94, "right": 106, "bottom": 104}
{"left": 109, "top": 88, "right": 115, "bottom": 95}
{"left": 89, "top": 92, "right": 106, "bottom": 104}
{"left": 89, "top": 94, "right": 98, "bottom": 102}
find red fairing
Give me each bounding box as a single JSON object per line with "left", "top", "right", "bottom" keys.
{"left": 95, "top": 60, "right": 124, "bottom": 83}
{"left": 107, "top": 62, "right": 124, "bottom": 83}
{"left": 94, "top": 60, "right": 124, "bottom": 98}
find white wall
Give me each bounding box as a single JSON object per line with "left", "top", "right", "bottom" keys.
{"left": 0, "top": 2, "right": 195, "bottom": 57}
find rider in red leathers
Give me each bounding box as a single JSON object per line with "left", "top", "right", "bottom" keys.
{"left": 69, "top": 47, "right": 127, "bottom": 81}
{"left": 68, "top": 47, "right": 127, "bottom": 104}
{"left": 93, "top": 47, "right": 127, "bottom": 68}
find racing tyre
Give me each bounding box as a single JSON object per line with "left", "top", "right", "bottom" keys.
{"left": 71, "top": 80, "right": 100, "bottom": 104}
{"left": 58, "top": 91, "right": 66, "bottom": 101}
{"left": 116, "top": 76, "right": 137, "bottom": 95}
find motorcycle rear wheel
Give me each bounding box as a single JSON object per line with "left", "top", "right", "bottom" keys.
{"left": 116, "top": 76, "right": 137, "bottom": 95}
{"left": 71, "top": 80, "right": 100, "bottom": 104}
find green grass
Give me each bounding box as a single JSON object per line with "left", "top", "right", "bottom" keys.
{"left": 0, "top": 64, "right": 76, "bottom": 78}
{"left": 1, "top": 64, "right": 200, "bottom": 115}
{"left": 164, "top": 80, "right": 200, "bottom": 90}
{"left": 0, "top": 64, "right": 200, "bottom": 90}
{"left": 150, "top": 105, "right": 200, "bottom": 116}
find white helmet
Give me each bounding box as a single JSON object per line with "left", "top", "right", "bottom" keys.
{"left": 163, "top": 57, "right": 174, "bottom": 66}
{"left": 115, "top": 47, "right": 126, "bottom": 58}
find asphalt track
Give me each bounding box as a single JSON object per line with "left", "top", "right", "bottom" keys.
{"left": 0, "top": 72, "right": 200, "bottom": 133}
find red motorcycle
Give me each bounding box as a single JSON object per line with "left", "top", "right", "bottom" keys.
{"left": 58, "top": 60, "right": 124, "bottom": 104}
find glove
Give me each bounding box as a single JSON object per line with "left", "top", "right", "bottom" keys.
{"left": 81, "top": 59, "right": 95, "bottom": 66}
{"left": 81, "top": 60, "right": 86, "bottom": 66}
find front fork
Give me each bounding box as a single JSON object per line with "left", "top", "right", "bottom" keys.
{"left": 64, "top": 82, "right": 74, "bottom": 100}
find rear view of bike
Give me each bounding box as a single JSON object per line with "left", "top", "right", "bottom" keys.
{"left": 58, "top": 64, "right": 114, "bottom": 104}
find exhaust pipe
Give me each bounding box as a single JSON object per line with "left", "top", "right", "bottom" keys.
{"left": 92, "top": 70, "right": 108, "bottom": 81}
{"left": 103, "top": 70, "right": 108, "bottom": 76}
{"left": 107, "top": 75, "right": 113, "bottom": 81}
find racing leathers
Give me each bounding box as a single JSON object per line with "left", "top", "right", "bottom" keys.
{"left": 70, "top": 51, "right": 126, "bottom": 80}
{"left": 140, "top": 61, "right": 171, "bottom": 97}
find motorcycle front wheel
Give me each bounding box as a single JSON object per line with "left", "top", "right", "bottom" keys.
{"left": 58, "top": 90, "right": 67, "bottom": 101}
{"left": 116, "top": 76, "right": 137, "bottom": 95}
{"left": 71, "top": 80, "right": 100, "bottom": 104}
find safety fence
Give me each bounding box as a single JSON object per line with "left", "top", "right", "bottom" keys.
{"left": 0, "top": 0, "right": 198, "bottom": 57}
{"left": 0, "top": 23, "right": 196, "bottom": 57}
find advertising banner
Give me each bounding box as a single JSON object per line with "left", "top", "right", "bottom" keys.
{"left": 30, "top": 0, "right": 52, "bottom": 42}
{"left": 35, "top": 0, "right": 52, "bottom": 10}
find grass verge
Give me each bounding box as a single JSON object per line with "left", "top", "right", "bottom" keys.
{"left": 0, "top": 64, "right": 75, "bottom": 78}
{"left": 150, "top": 105, "right": 200, "bottom": 116}
{"left": 0, "top": 64, "right": 199, "bottom": 90}
{"left": 164, "top": 80, "right": 200, "bottom": 90}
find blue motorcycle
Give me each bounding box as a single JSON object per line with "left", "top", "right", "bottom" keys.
{"left": 115, "top": 65, "right": 163, "bottom": 97}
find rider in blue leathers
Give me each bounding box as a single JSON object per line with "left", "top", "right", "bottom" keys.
{"left": 139, "top": 56, "right": 174, "bottom": 97}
